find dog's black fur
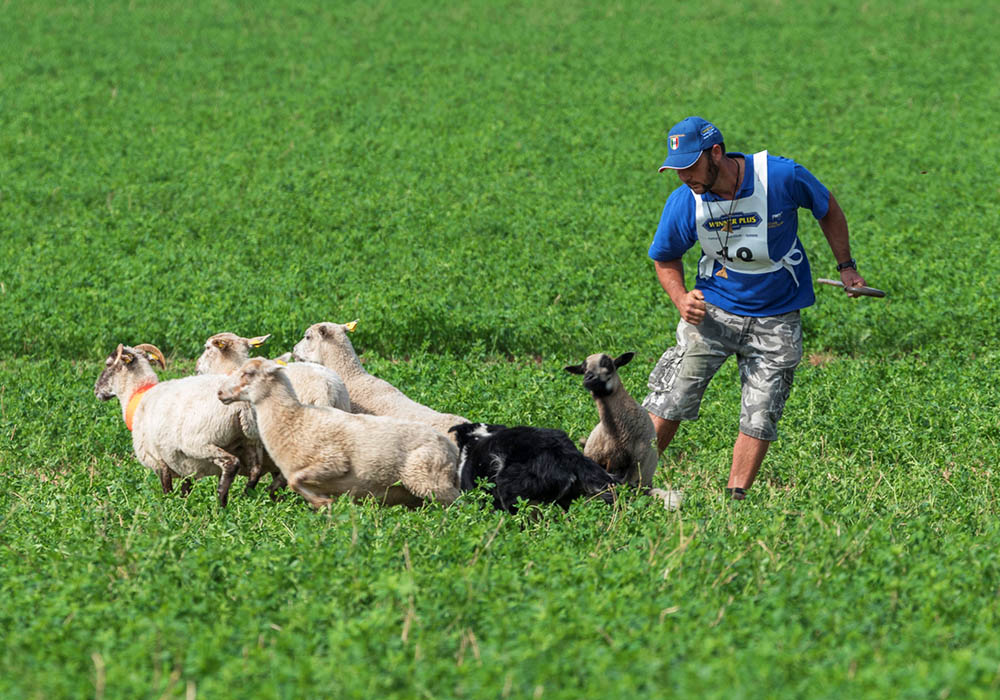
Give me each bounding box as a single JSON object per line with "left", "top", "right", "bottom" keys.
{"left": 448, "top": 422, "right": 620, "bottom": 512}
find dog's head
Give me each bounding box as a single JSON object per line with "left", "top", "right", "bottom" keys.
{"left": 448, "top": 421, "right": 507, "bottom": 449}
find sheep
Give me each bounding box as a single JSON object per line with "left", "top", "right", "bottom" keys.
{"left": 94, "top": 344, "right": 266, "bottom": 506}
{"left": 564, "top": 352, "right": 660, "bottom": 488}
{"left": 195, "top": 331, "right": 351, "bottom": 412}
{"left": 196, "top": 332, "right": 352, "bottom": 495}
{"left": 217, "top": 358, "right": 460, "bottom": 509}
{"left": 290, "top": 320, "right": 468, "bottom": 441}
{"left": 448, "top": 422, "right": 619, "bottom": 512}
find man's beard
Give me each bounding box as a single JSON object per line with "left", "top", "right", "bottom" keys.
{"left": 703, "top": 156, "right": 719, "bottom": 191}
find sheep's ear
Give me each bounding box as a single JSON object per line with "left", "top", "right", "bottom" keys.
{"left": 248, "top": 334, "right": 271, "bottom": 348}
{"left": 564, "top": 363, "right": 585, "bottom": 375}
{"left": 134, "top": 344, "right": 166, "bottom": 369}
{"left": 211, "top": 337, "right": 229, "bottom": 350}
{"left": 613, "top": 352, "right": 636, "bottom": 368}
{"left": 344, "top": 320, "right": 358, "bottom": 332}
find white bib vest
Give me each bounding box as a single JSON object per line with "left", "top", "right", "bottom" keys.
{"left": 694, "top": 150, "right": 803, "bottom": 285}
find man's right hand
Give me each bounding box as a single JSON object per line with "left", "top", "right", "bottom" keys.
{"left": 677, "top": 289, "right": 707, "bottom": 325}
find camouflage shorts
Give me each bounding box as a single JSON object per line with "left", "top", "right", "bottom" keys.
{"left": 641, "top": 304, "right": 803, "bottom": 441}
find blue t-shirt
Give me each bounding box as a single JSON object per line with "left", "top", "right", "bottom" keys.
{"left": 648, "top": 152, "right": 830, "bottom": 316}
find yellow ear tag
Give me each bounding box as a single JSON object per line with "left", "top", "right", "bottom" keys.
{"left": 344, "top": 320, "right": 358, "bottom": 332}
{"left": 275, "top": 359, "right": 288, "bottom": 367}
{"left": 123, "top": 354, "right": 133, "bottom": 364}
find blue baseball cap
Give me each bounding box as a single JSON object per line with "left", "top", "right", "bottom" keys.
{"left": 658, "top": 116, "right": 724, "bottom": 171}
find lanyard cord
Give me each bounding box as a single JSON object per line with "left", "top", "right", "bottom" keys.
{"left": 704, "top": 156, "right": 743, "bottom": 276}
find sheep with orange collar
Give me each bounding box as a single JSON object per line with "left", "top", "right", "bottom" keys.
{"left": 94, "top": 343, "right": 268, "bottom": 506}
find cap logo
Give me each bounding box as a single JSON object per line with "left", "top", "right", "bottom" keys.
{"left": 669, "top": 135, "right": 680, "bottom": 150}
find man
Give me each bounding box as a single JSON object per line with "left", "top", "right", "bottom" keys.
{"left": 643, "top": 116, "right": 866, "bottom": 500}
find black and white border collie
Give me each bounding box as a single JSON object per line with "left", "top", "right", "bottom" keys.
{"left": 448, "top": 422, "right": 620, "bottom": 512}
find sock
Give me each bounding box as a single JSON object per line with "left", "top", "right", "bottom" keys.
{"left": 726, "top": 487, "right": 747, "bottom": 500}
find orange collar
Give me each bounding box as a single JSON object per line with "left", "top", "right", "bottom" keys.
{"left": 125, "top": 384, "right": 156, "bottom": 431}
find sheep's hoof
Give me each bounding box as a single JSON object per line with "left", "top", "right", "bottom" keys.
{"left": 648, "top": 488, "right": 683, "bottom": 511}
{"left": 159, "top": 471, "right": 174, "bottom": 495}
{"left": 268, "top": 474, "right": 288, "bottom": 501}
{"left": 245, "top": 469, "right": 264, "bottom": 492}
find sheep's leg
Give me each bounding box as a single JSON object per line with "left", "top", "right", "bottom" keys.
{"left": 295, "top": 485, "right": 333, "bottom": 509}
{"left": 286, "top": 469, "right": 333, "bottom": 509}
{"left": 216, "top": 462, "right": 240, "bottom": 507}
{"left": 268, "top": 472, "right": 287, "bottom": 500}
{"left": 638, "top": 451, "right": 658, "bottom": 488}
{"left": 156, "top": 464, "right": 188, "bottom": 497}
{"left": 204, "top": 447, "right": 241, "bottom": 508}
{"left": 400, "top": 448, "right": 460, "bottom": 506}
{"left": 242, "top": 443, "right": 266, "bottom": 494}
{"left": 180, "top": 478, "right": 193, "bottom": 497}
{"left": 158, "top": 467, "right": 174, "bottom": 495}
{"left": 244, "top": 466, "right": 264, "bottom": 492}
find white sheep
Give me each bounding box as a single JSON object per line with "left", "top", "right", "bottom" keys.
{"left": 94, "top": 343, "right": 267, "bottom": 506}
{"left": 290, "top": 320, "right": 468, "bottom": 440}
{"left": 195, "top": 331, "right": 351, "bottom": 411}
{"left": 217, "top": 358, "right": 460, "bottom": 509}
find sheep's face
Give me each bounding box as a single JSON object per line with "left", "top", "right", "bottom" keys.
{"left": 196, "top": 332, "right": 270, "bottom": 375}
{"left": 218, "top": 358, "right": 284, "bottom": 405}
{"left": 94, "top": 345, "right": 132, "bottom": 400}
{"left": 564, "top": 352, "right": 635, "bottom": 398}
{"left": 292, "top": 321, "right": 357, "bottom": 363}
{"left": 94, "top": 344, "right": 164, "bottom": 400}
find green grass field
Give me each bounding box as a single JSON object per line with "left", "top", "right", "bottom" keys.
{"left": 2, "top": 0, "right": 999, "bottom": 697}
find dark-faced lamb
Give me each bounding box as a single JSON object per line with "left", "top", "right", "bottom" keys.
{"left": 448, "top": 422, "right": 620, "bottom": 512}
{"left": 93, "top": 343, "right": 266, "bottom": 506}
{"left": 217, "top": 358, "right": 460, "bottom": 509}
{"left": 565, "top": 352, "right": 658, "bottom": 487}
{"left": 290, "top": 320, "right": 467, "bottom": 441}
